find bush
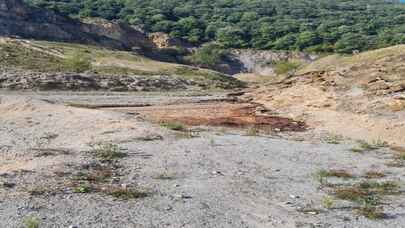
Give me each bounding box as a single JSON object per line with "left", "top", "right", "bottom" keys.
{"left": 186, "top": 42, "right": 226, "bottom": 67}
{"left": 63, "top": 51, "right": 92, "bottom": 73}
{"left": 273, "top": 61, "right": 300, "bottom": 75}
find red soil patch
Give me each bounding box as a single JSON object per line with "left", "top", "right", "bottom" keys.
{"left": 107, "top": 102, "right": 306, "bottom": 132}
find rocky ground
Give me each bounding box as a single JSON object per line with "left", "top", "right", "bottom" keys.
{"left": 1, "top": 91, "right": 405, "bottom": 228}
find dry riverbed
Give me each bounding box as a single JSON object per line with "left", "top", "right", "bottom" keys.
{"left": 1, "top": 91, "right": 405, "bottom": 228}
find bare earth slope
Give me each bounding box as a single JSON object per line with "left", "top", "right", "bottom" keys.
{"left": 244, "top": 45, "right": 405, "bottom": 147}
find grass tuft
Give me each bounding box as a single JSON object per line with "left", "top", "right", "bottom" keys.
{"left": 23, "top": 216, "right": 40, "bottom": 228}
{"left": 88, "top": 143, "right": 127, "bottom": 162}
{"left": 161, "top": 122, "right": 186, "bottom": 131}
{"left": 103, "top": 186, "right": 149, "bottom": 200}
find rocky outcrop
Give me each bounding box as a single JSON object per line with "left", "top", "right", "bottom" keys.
{"left": 0, "top": 0, "right": 152, "bottom": 50}
{"left": 0, "top": 71, "right": 193, "bottom": 91}
{"left": 225, "top": 49, "right": 318, "bottom": 75}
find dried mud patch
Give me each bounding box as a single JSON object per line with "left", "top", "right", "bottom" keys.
{"left": 105, "top": 102, "right": 307, "bottom": 132}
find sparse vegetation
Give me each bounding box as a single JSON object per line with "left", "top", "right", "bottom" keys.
{"left": 321, "top": 196, "right": 335, "bottom": 209}
{"left": 273, "top": 61, "right": 300, "bottom": 75}
{"left": 63, "top": 51, "right": 92, "bottom": 73}
{"left": 350, "top": 140, "right": 385, "bottom": 153}
{"left": 316, "top": 169, "right": 354, "bottom": 179}
{"left": 356, "top": 206, "right": 387, "bottom": 220}
{"left": 322, "top": 134, "right": 343, "bottom": 145}
{"left": 23, "top": 216, "right": 40, "bottom": 228}
{"left": 88, "top": 143, "right": 127, "bottom": 162}
{"left": 161, "top": 122, "right": 186, "bottom": 131}
{"left": 327, "top": 180, "right": 401, "bottom": 219}
{"left": 364, "top": 171, "right": 386, "bottom": 179}
{"left": 73, "top": 183, "right": 92, "bottom": 193}
{"left": 102, "top": 186, "right": 149, "bottom": 200}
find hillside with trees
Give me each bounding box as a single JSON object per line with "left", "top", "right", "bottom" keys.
{"left": 25, "top": 0, "right": 405, "bottom": 53}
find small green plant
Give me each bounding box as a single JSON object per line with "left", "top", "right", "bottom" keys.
{"left": 350, "top": 140, "right": 381, "bottom": 153}
{"left": 322, "top": 196, "right": 335, "bottom": 209}
{"left": 334, "top": 187, "right": 369, "bottom": 203}
{"left": 322, "top": 135, "right": 342, "bottom": 144}
{"left": 356, "top": 206, "right": 386, "bottom": 220}
{"left": 316, "top": 169, "right": 354, "bottom": 179}
{"left": 23, "top": 216, "right": 40, "bottom": 228}
{"left": 88, "top": 143, "right": 127, "bottom": 162}
{"left": 363, "top": 171, "right": 386, "bottom": 179}
{"left": 161, "top": 122, "right": 186, "bottom": 131}
{"left": 103, "top": 186, "right": 149, "bottom": 200}
{"left": 73, "top": 184, "right": 92, "bottom": 193}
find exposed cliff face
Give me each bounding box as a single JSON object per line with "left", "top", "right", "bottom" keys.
{"left": 227, "top": 49, "right": 318, "bottom": 75}
{"left": 0, "top": 0, "right": 151, "bottom": 50}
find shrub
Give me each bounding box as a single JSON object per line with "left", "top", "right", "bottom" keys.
{"left": 273, "top": 61, "right": 300, "bottom": 75}
{"left": 186, "top": 42, "right": 226, "bottom": 67}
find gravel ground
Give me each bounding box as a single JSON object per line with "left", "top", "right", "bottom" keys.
{"left": 1, "top": 92, "right": 405, "bottom": 228}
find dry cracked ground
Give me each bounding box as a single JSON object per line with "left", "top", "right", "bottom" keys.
{"left": 1, "top": 91, "right": 405, "bottom": 228}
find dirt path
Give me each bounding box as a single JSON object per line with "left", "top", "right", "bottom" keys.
{"left": 1, "top": 92, "right": 405, "bottom": 228}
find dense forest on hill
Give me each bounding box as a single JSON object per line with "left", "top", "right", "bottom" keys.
{"left": 25, "top": 0, "right": 405, "bottom": 53}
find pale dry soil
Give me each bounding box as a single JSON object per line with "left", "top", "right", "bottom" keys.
{"left": 1, "top": 91, "right": 405, "bottom": 228}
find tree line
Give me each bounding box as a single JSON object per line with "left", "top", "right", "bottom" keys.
{"left": 26, "top": 0, "right": 405, "bottom": 53}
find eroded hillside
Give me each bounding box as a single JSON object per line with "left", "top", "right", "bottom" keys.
{"left": 0, "top": 38, "right": 244, "bottom": 91}
{"left": 243, "top": 45, "right": 405, "bottom": 146}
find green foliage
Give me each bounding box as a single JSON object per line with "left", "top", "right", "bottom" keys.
{"left": 88, "top": 143, "right": 127, "bottom": 162}
{"left": 26, "top": 0, "right": 405, "bottom": 53}
{"left": 23, "top": 216, "right": 40, "bottom": 228}
{"left": 273, "top": 61, "right": 300, "bottom": 75}
{"left": 187, "top": 42, "right": 226, "bottom": 67}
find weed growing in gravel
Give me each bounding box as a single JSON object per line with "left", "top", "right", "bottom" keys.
{"left": 330, "top": 180, "right": 401, "bottom": 219}
{"left": 317, "top": 169, "right": 355, "bottom": 179}
{"left": 363, "top": 171, "right": 386, "bottom": 179}
{"left": 350, "top": 139, "right": 388, "bottom": 153}
{"left": 73, "top": 168, "right": 113, "bottom": 183}
{"left": 356, "top": 206, "right": 387, "bottom": 220}
{"left": 26, "top": 186, "right": 57, "bottom": 196}
{"left": 161, "top": 122, "right": 186, "bottom": 131}
{"left": 88, "top": 143, "right": 127, "bottom": 162}
{"left": 23, "top": 216, "right": 40, "bottom": 228}
{"left": 322, "top": 135, "right": 343, "bottom": 144}
{"left": 103, "top": 186, "right": 149, "bottom": 200}
{"left": 73, "top": 183, "right": 92, "bottom": 193}
{"left": 322, "top": 196, "right": 335, "bottom": 209}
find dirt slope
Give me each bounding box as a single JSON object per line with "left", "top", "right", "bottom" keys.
{"left": 0, "top": 38, "right": 244, "bottom": 90}
{"left": 244, "top": 45, "right": 405, "bottom": 146}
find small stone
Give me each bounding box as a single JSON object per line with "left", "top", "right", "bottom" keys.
{"left": 307, "top": 211, "right": 318, "bottom": 215}
{"left": 289, "top": 194, "right": 300, "bottom": 199}
{"left": 2, "top": 182, "right": 16, "bottom": 188}
{"left": 173, "top": 194, "right": 192, "bottom": 199}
